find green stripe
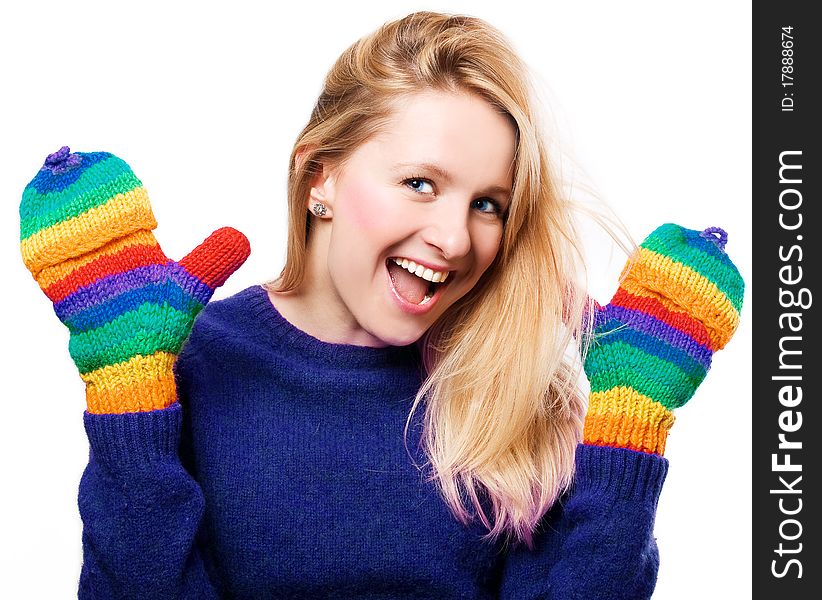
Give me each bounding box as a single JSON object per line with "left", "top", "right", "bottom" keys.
{"left": 597, "top": 332, "right": 707, "bottom": 381}
{"left": 69, "top": 303, "right": 193, "bottom": 374}
{"left": 641, "top": 233, "right": 743, "bottom": 312}
{"left": 20, "top": 162, "right": 142, "bottom": 240}
{"left": 586, "top": 341, "right": 703, "bottom": 409}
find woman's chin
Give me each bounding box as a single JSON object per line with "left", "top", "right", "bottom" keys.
{"left": 364, "top": 320, "right": 428, "bottom": 348}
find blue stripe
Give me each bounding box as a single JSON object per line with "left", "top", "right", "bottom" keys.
{"left": 684, "top": 228, "right": 731, "bottom": 262}
{"left": 607, "top": 305, "right": 712, "bottom": 369}
{"left": 26, "top": 152, "right": 113, "bottom": 194}
{"left": 63, "top": 281, "right": 204, "bottom": 332}
{"left": 55, "top": 262, "right": 214, "bottom": 322}
{"left": 596, "top": 317, "right": 708, "bottom": 379}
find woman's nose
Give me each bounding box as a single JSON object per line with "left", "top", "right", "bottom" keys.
{"left": 420, "top": 201, "right": 471, "bottom": 261}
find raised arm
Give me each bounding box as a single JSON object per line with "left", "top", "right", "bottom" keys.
{"left": 20, "top": 147, "right": 250, "bottom": 598}
{"left": 499, "top": 223, "right": 744, "bottom": 599}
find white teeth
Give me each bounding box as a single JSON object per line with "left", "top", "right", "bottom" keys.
{"left": 419, "top": 294, "right": 432, "bottom": 305}
{"left": 391, "top": 257, "right": 450, "bottom": 283}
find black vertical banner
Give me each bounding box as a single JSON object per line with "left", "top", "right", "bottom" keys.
{"left": 753, "top": 4, "right": 819, "bottom": 598}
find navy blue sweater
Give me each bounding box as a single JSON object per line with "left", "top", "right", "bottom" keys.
{"left": 78, "top": 285, "right": 667, "bottom": 599}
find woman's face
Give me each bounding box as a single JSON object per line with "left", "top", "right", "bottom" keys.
{"left": 308, "top": 89, "right": 517, "bottom": 347}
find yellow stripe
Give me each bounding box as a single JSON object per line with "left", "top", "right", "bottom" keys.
{"left": 583, "top": 387, "right": 675, "bottom": 455}
{"left": 21, "top": 187, "right": 156, "bottom": 276}
{"left": 35, "top": 230, "right": 159, "bottom": 289}
{"left": 620, "top": 247, "right": 740, "bottom": 349}
{"left": 82, "top": 352, "right": 177, "bottom": 414}
{"left": 81, "top": 352, "right": 176, "bottom": 391}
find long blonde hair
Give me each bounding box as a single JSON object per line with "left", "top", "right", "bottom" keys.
{"left": 266, "top": 11, "right": 591, "bottom": 549}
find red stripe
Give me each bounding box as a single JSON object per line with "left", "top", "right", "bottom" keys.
{"left": 44, "top": 242, "right": 167, "bottom": 303}
{"left": 610, "top": 288, "right": 715, "bottom": 350}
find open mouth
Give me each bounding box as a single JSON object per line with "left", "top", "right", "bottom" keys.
{"left": 385, "top": 257, "right": 452, "bottom": 306}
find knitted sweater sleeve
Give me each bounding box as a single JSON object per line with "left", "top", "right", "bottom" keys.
{"left": 497, "top": 444, "right": 668, "bottom": 600}
{"left": 76, "top": 327, "right": 221, "bottom": 599}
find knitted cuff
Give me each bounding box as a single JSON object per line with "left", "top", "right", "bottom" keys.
{"left": 574, "top": 444, "right": 668, "bottom": 501}
{"left": 83, "top": 402, "right": 183, "bottom": 473}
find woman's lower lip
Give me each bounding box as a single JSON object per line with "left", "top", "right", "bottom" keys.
{"left": 385, "top": 264, "right": 448, "bottom": 316}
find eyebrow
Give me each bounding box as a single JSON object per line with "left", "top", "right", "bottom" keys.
{"left": 391, "top": 161, "right": 512, "bottom": 198}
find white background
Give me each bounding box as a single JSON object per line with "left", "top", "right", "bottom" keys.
{"left": 0, "top": 1, "right": 751, "bottom": 597}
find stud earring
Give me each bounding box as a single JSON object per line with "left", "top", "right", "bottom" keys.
{"left": 311, "top": 202, "right": 327, "bottom": 217}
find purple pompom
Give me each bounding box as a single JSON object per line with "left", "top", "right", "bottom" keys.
{"left": 43, "top": 146, "right": 82, "bottom": 174}
{"left": 700, "top": 227, "right": 728, "bottom": 251}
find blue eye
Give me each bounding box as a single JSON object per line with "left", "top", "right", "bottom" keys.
{"left": 403, "top": 178, "right": 434, "bottom": 194}
{"left": 472, "top": 197, "right": 503, "bottom": 215}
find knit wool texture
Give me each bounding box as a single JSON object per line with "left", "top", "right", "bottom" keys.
{"left": 20, "top": 147, "right": 250, "bottom": 413}
{"left": 583, "top": 223, "right": 744, "bottom": 455}
{"left": 79, "top": 285, "right": 668, "bottom": 599}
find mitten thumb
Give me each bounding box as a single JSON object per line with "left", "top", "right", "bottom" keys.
{"left": 178, "top": 227, "right": 251, "bottom": 290}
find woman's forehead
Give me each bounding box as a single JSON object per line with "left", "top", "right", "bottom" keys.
{"left": 359, "top": 90, "right": 517, "bottom": 184}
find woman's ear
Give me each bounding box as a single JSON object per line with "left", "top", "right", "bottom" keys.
{"left": 296, "top": 147, "right": 335, "bottom": 219}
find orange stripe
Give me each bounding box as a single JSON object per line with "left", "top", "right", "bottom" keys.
{"left": 35, "top": 230, "right": 159, "bottom": 288}
{"left": 584, "top": 413, "right": 669, "bottom": 455}
{"left": 43, "top": 238, "right": 165, "bottom": 303}
{"left": 583, "top": 387, "right": 675, "bottom": 455}
{"left": 85, "top": 374, "right": 177, "bottom": 414}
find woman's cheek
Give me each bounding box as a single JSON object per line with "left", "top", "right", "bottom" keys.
{"left": 342, "top": 181, "right": 405, "bottom": 232}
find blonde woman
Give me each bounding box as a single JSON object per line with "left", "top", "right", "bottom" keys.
{"left": 19, "top": 11, "right": 742, "bottom": 599}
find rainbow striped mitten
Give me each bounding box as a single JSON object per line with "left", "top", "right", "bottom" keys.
{"left": 20, "top": 146, "right": 250, "bottom": 414}
{"left": 582, "top": 224, "right": 744, "bottom": 455}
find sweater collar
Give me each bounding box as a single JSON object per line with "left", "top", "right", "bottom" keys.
{"left": 246, "top": 285, "right": 423, "bottom": 371}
